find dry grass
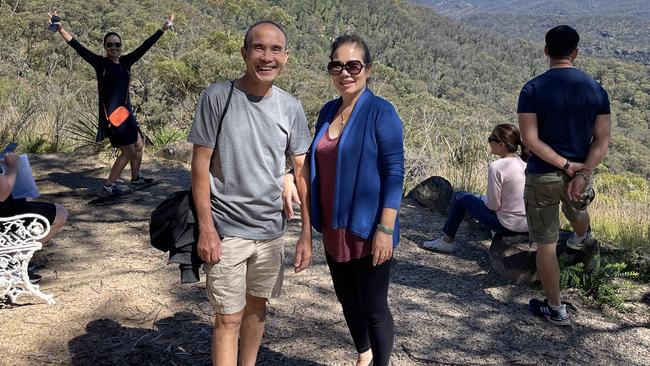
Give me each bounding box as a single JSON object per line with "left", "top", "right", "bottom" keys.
{"left": 588, "top": 173, "right": 650, "bottom": 252}
{"left": 2, "top": 94, "right": 648, "bottom": 254}
{"left": 402, "top": 112, "right": 493, "bottom": 194}
{"left": 404, "top": 117, "right": 650, "bottom": 254}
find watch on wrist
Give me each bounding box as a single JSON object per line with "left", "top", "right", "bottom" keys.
{"left": 562, "top": 159, "right": 571, "bottom": 170}
{"left": 575, "top": 171, "right": 589, "bottom": 181}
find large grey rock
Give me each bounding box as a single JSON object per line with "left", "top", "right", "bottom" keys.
{"left": 155, "top": 141, "right": 193, "bottom": 164}
{"left": 408, "top": 176, "right": 453, "bottom": 215}
{"left": 489, "top": 231, "right": 600, "bottom": 284}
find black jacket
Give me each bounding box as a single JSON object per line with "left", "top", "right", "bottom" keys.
{"left": 149, "top": 190, "right": 204, "bottom": 283}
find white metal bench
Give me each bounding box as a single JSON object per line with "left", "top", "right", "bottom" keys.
{"left": 0, "top": 213, "right": 55, "bottom": 305}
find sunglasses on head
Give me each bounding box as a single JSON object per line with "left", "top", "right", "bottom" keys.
{"left": 105, "top": 42, "right": 122, "bottom": 48}
{"left": 327, "top": 60, "right": 365, "bottom": 75}
{"left": 488, "top": 135, "right": 500, "bottom": 143}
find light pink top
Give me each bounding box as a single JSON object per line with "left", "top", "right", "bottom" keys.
{"left": 484, "top": 156, "right": 528, "bottom": 233}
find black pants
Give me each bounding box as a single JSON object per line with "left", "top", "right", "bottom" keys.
{"left": 326, "top": 253, "right": 394, "bottom": 366}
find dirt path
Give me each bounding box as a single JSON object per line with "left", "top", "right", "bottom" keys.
{"left": 1, "top": 154, "right": 649, "bottom": 365}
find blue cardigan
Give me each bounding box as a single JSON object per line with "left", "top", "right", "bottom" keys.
{"left": 309, "top": 88, "right": 405, "bottom": 247}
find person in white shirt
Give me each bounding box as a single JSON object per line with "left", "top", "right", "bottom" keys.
{"left": 423, "top": 124, "right": 528, "bottom": 252}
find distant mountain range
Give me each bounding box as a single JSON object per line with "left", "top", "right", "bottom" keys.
{"left": 415, "top": 0, "right": 650, "bottom": 18}
{"left": 413, "top": 0, "right": 650, "bottom": 64}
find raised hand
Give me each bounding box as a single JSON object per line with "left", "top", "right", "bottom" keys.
{"left": 48, "top": 11, "right": 73, "bottom": 41}
{"left": 47, "top": 11, "right": 62, "bottom": 32}
{"left": 162, "top": 14, "right": 175, "bottom": 31}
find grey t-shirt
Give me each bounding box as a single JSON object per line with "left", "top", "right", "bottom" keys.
{"left": 188, "top": 81, "right": 311, "bottom": 240}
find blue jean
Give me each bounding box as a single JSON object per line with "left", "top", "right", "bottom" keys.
{"left": 443, "top": 191, "right": 506, "bottom": 238}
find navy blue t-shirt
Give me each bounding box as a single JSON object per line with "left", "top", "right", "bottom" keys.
{"left": 517, "top": 67, "right": 610, "bottom": 174}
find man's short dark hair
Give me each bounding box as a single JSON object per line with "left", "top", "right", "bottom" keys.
{"left": 545, "top": 25, "right": 579, "bottom": 58}
{"left": 243, "top": 20, "right": 287, "bottom": 50}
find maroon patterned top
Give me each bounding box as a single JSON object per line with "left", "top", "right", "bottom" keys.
{"left": 316, "top": 128, "right": 373, "bottom": 263}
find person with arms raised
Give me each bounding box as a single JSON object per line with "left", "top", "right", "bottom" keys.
{"left": 49, "top": 11, "right": 174, "bottom": 195}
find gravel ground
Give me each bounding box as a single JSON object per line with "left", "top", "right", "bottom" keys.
{"left": 1, "top": 153, "right": 648, "bottom": 366}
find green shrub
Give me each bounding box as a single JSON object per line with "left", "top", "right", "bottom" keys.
{"left": 560, "top": 260, "right": 639, "bottom": 310}
{"left": 22, "top": 136, "right": 54, "bottom": 153}
{"left": 595, "top": 172, "right": 649, "bottom": 202}
{"left": 64, "top": 111, "right": 109, "bottom": 153}
{"left": 148, "top": 125, "right": 187, "bottom": 148}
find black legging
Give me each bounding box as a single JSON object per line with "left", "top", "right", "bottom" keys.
{"left": 326, "top": 253, "right": 394, "bottom": 366}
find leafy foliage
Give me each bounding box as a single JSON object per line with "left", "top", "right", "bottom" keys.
{"left": 64, "top": 110, "right": 108, "bottom": 153}
{"left": 560, "top": 260, "right": 639, "bottom": 310}
{"left": 0, "top": 0, "right": 647, "bottom": 187}
{"left": 147, "top": 124, "right": 187, "bottom": 148}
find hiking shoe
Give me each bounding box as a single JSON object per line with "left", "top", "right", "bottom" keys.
{"left": 528, "top": 298, "right": 571, "bottom": 326}
{"left": 29, "top": 273, "right": 42, "bottom": 284}
{"left": 102, "top": 183, "right": 124, "bottom": 195}
{"left": 130, "top": 176, "right": 154, "bottom": 185}
{"left": 422, "top": 237, "right": 458, "bottom": 253}
{"left": 566, "top": 227, "right": 591, "bottom": 250}
{"left": 27, "top": 267, "right": 42, "bottom": 284}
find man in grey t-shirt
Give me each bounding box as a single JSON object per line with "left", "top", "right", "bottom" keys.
{"left": 188, "top": 20, "right": 312, "bottom": 365}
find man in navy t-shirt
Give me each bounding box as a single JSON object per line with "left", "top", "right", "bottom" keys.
{"left": 518, "top": 25, "right": 611, "bottom": 326}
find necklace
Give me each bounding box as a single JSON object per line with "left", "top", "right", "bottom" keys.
{"left": 339, "top": 105, "right": 353, "bottom": 126}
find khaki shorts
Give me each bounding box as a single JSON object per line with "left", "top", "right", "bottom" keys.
{"left": 204, "top": 235, "right": 285, "bottom": 314}
{"left": 524, "top": 171, "right": 593, "bottom": 244}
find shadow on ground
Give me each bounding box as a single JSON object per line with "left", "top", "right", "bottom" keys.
{"left": 68, "top": 311, "right": 327, "bottom": 366}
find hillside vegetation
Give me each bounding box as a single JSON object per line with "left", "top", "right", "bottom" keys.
{"left": 414, "top": 0, "right": 650, "bottom": 64}
{"left": 1, "top": 0, "right": 648, "bottom": 253}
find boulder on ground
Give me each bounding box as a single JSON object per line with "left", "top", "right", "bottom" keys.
{"left": 489, "top": 230, "right": 600, "bottom": 284}
{"left": 155, "top": 141, "right": 193, "bottom": 165}
{"left": 408, "top": 176, "right": 453, "bottom": 215}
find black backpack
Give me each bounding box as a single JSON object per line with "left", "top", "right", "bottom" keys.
{"left": 149, "top": 190, "right": 194, "bottom": 252}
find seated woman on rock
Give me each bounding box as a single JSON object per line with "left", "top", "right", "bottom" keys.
{"left": 423, "top": 124, "right": 528, "bottom": 252}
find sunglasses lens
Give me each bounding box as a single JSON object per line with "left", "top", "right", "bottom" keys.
{"left": 346, "top": 61, "right": 363, "bottom": 75}
{"left": 327, "top": 62, "right": 343, "bottom": 75}
{"left": 106, "top": 42, "right": 121, "bottom": 48}
{"left": 328, "top": 61, "right": 365, "bottom": 75}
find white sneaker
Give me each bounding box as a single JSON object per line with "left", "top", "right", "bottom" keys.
{"left": 422, "top": 237, "right": 458, "bottom": 252}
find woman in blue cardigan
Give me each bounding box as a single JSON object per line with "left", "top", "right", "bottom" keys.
{"left": 307, "top": 35, "right": 404, "bottom": 366}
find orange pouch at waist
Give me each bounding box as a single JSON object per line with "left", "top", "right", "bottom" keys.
{"left": 106, "top": 106, "right": 129, "bottom": 128}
